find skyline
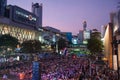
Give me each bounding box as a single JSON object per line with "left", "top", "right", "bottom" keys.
{"left": 7, "top": 0, "right": 119, "bottom": 35}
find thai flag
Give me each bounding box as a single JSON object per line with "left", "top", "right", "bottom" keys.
{"left": 63, "top": 48, "right": 67, "bottom": 56}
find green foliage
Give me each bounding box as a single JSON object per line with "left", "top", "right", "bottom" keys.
{"left": 0, "top": 34, "right": 19, "bottom": 52}
{"left": 91, "top": 31, "right": 101, "bottom": 39}
{"left": 87, "top": 38, "right": 103, "bottom": 54}
{"left": 87, "top": 31, "right": 104, "bottom": 55}
{"left": 21, "top": 40, "right": 42, "bottom": 53}
{"left": 58, "top": 38, "right": 67, "bottom": 50}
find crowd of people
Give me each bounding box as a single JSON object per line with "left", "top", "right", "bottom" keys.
{"left": 0, "top": 53, "right": 119, "bottom": 80}
{"left": 40, "top": 55, "right": 118, "bottom": 80}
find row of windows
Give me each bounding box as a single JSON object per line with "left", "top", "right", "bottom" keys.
{"left": 0, "top": 24, "right": 36, "bottom": 43}
{"left": 0, "top": 24, "right": 65, "bottom": 45}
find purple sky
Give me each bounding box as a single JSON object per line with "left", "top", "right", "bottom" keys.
{"left": 7, "top": 0, "right": 119, "bottom": 35}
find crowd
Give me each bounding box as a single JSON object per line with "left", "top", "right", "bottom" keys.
{"left": 0, "top": 53, "right": 119, "bottom": 80}
{"left": 40, "top": 55, "right": 118, "bottom": 80}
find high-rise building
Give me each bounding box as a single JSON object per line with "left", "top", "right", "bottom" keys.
{"left": 77, "top": 30, "right": 83, "bottom": 44}
{"left": 32, "top": 3, "right": 42, "bottom": 28}
{"left": 101, "top": 25, "right": 106, "bottom": 38}
{"left": 110, "top": 12, "right": 116, "bottom": 23}
{"left": 0, "top": 0, "right": 7, "bottom": 16}
{"left": 110, "top": 9, "right": 120, "bottom": 34}
{"left": 103, "top": 23, "right": 113, "bottom": 69}
{"left": 118, "top": 10, "right": 120, "bottom": 32}
{"left": 0, "top": 4, "right": 39, "bottom": 43}
{"left": 110, "top": 9, "right": 120, "bottom": 70}
{"left": 83, "top": 21, "right": 87, "bottom": 31}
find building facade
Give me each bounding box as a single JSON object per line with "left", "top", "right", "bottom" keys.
{"left": 0, "top": 0, "right": 40, "bottom": 43}
{"left": 0, "top": 17, "right": 39, "bottom": 43}
{"left": 77, "top": 30, "right": 83, "bottom": 44}
{"left": 112, "top": 9, "right": 120, "bottom": 70}
{"left": 103, "top": 23, "right": 113, "bottom": 69}
{"left": 0, "top": 0, "right": 7, "bottom": 16}
{"left": 103, "top": 10, "right": 120, "bottom": 70}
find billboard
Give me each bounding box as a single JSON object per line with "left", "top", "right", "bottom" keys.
{"left": 32, "top": 61, "right": 41, "bottom": 80}
{"left": 12, "top": 6, "right": 38, "bottom": 27}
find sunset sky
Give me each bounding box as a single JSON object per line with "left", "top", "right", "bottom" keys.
{"left": 8, "top": 0, "right": 119, "bottom": 35}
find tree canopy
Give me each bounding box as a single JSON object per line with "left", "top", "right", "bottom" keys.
{"left": 58, "top": 38, "right": 67, "bottom": 50}
{"left": 21, "top": 40, "right": 42, "bottom": 53}
{"left": 87, "top": 31, "right": 104, "bottom": 55}
{"left": 0, "top": 34, "right": 19, "bottom": 53}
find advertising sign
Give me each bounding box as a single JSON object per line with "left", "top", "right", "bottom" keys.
{"left": 32, "top": 61, "right": 41, "bottom": 80}
{"left": 12, "top": 6, "right": 38, "bottom": 27}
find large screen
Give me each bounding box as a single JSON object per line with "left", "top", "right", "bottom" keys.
{"left": 12, "top": 6, "right": 38, "bottom": 27}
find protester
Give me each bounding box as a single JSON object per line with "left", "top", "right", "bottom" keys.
{"left": 0, "top": 53, "right": 119, "bottom": 80}
{"left": 2, "top": 74, "right": 8, "bottom": 80}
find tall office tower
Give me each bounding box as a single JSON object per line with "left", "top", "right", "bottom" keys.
{"left": 110, "top": 12, "right": 116, "bottom": 23}
{"left": 83, "top": 21, "right": 87, "bottom": 31}
{"left": 0, "top": 0, "right": 7, "bottom": 16}
{"left": 32, "top": 3, "right": 42, "bottom": 28}
{"left": 118, "top": 10, "right": 120, "bottom": 32}
{"left": 77, "top": 30, "right": 83, "bottom": 44}
{"left": 110, "top": 10, "right": 120, "bottom": 34}
{"left": 101, "top": 25, "right": 106, "bottom": 38}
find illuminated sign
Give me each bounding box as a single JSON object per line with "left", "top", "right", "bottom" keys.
{"left": 12, "top": 6, "right": 38, "bottom": 27}
{"left": 70, "top": 44, "right": 86, "bottom": 48}
{"left": 15, "top": 10, "right": 37, "bottom": 21}
{"left": 72, "top": 38, "right": 78, "bottom": 44}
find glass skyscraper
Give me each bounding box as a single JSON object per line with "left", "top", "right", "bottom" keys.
{"left": 0, "top": 0, "right": 7, "bottom": 16}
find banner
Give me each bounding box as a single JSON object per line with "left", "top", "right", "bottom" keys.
{"left": 32, "top": 61, "right": 41, "bottom": 80}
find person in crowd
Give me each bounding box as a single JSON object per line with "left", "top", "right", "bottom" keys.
{"left": 0, "top": 53, "right": 119, "bottom": 80}
{"left": 2, "top": 74, "right": 8, "bottom": 80}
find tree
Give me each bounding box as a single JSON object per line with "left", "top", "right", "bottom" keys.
{"left": 0, "top": 34, "right": 19, "bottom": 54}
{"left": 58, "top": 38, "right": 67, "bottom": 50}
{"left": 87, "top": 30, "right": 104, "bottom": 55}
{"left": 21, "top": 40, "right": 42, "bottom": 53}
